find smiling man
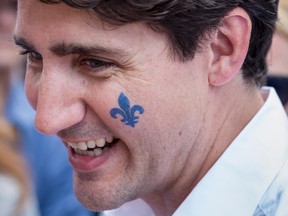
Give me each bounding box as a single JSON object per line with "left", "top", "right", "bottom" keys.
{"left": 14, "top": 0, "right": 288, "bottom": 216}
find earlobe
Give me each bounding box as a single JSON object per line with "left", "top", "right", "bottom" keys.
{"left": 208, "top": 7, "right": 252, "bottom": 87}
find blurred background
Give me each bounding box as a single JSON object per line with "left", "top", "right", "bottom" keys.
{"left": 267, "top": 0, "right": 288, "bottom": 113}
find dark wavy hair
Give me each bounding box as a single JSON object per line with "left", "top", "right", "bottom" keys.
{"left": 38, "top": 0, "right": 279, "bottom": 86}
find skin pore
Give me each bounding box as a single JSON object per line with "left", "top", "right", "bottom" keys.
{"left": 15, "top": 1, "right": 264, "bottom": 215}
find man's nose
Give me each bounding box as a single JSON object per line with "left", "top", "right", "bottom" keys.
{"left": 34, "top": 67, "right": 86, "bottom": 136}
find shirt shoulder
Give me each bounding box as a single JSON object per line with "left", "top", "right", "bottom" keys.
{"left": 253, "top": 160, "right": 288, "bottom": 216}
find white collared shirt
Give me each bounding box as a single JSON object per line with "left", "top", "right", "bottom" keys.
{"left": 103, "top": 87, "right": 288, "bottom": 216}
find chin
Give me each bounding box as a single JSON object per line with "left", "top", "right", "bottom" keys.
{"left": 74, "top": 183, "right": 122, "bottom": 211}
{"left": 73, "top": 172, "right": 137, "bottom": 212}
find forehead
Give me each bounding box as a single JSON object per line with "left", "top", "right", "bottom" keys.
{"left": 16, "top": 0, "right": 99, "bottom": 39}
{"left": 15, "top": 0, "right": 168, "bottom": 56}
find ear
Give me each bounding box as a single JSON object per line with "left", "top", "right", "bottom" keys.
{"left": 208, "top": 7, "right": 252, "bottom": 86}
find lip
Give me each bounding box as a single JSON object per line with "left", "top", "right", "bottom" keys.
{"left": 67, "top": 139, "right": 121, "bottom": 173}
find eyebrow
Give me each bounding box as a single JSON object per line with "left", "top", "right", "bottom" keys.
{"left": 14, "top": 35, "right": 130, "bottom": 60}
{"left": 50, "top": 42, "right": 131, "bottom": 61}
{"left": 14, "top": 35, "right": 35, "bottom": 51}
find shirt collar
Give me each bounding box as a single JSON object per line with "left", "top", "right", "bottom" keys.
{"left": 173, "top": 87, "right": 288, "bottom": 216}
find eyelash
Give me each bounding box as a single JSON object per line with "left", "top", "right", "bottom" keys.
{"left": 19, "top": 50, "right": 116, "bottom": 75}
{"left": 78, "top": 57, "right": 115, "bottom": 73}
{"left": 19, "top": 50, "right": 43, "bottom": 63}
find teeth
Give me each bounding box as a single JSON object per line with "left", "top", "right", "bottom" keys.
{"left": 78, "top": 141, "right": 88, "bottom": 150}
{"left": 75, "top": 149, "right": 88, "bottom": 156}
{"left": 94, "top": 148, "right": 103, "bottom": 156}
{"left": 87, "top": 140, "right": 96, "bottom": 148}
{"left": 67, "top": 136, "right": 117, "bottom": 157}
{"left": 87, "top": 151, "right": 95, "bottom": 157}
{"left": 106, "top": 136, "right": 113, "bottom": 143}
{"left": 74, "top": 148, "right": 104, "bottom": 157}
{"left": 68, "top": 142, "right": 77, "bottom": 148}
{"left": 95, "top": 138, "right": 105, "bottom": 147}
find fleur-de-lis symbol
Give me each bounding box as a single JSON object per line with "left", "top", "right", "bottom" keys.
{"left": 110, "top": 92, "right": 144, "bottom": 128}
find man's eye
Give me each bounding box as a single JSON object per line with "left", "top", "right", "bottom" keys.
{"left": 19, "top": 50, "right": 43, "bottom": 62}
{"left": 79, "top": 58, "right": 114, "bottom": 72}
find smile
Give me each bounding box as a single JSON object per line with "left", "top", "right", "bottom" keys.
{"left": 68, "top": 136, "right": 119, "bottom": 157}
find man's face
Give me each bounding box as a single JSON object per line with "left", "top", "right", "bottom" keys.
{"left": 15, "top": 0, "right": 211, "bottom": 211}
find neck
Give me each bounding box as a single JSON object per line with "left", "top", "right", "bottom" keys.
{"left": 192, "top": 82, "right": 264, "bottom": 186}
{"left": 143, "top": 77, "right": 265, "bottom": 216}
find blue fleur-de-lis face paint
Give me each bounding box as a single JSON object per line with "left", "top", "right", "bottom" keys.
{"left": 110, "top": 92, "right": 144, "bottom": 128}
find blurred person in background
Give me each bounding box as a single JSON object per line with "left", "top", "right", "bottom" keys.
{"left": 0, "top": 0, "right": 96, "bottom": 215}
{"left": 267, "top": 0, "right": 288, "bottom": 112}
{"left": 0, "top": 106, "right": 39, "bottom": 216}
{"left": 0, "top": 20, "right": 39, "bottom": 214}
